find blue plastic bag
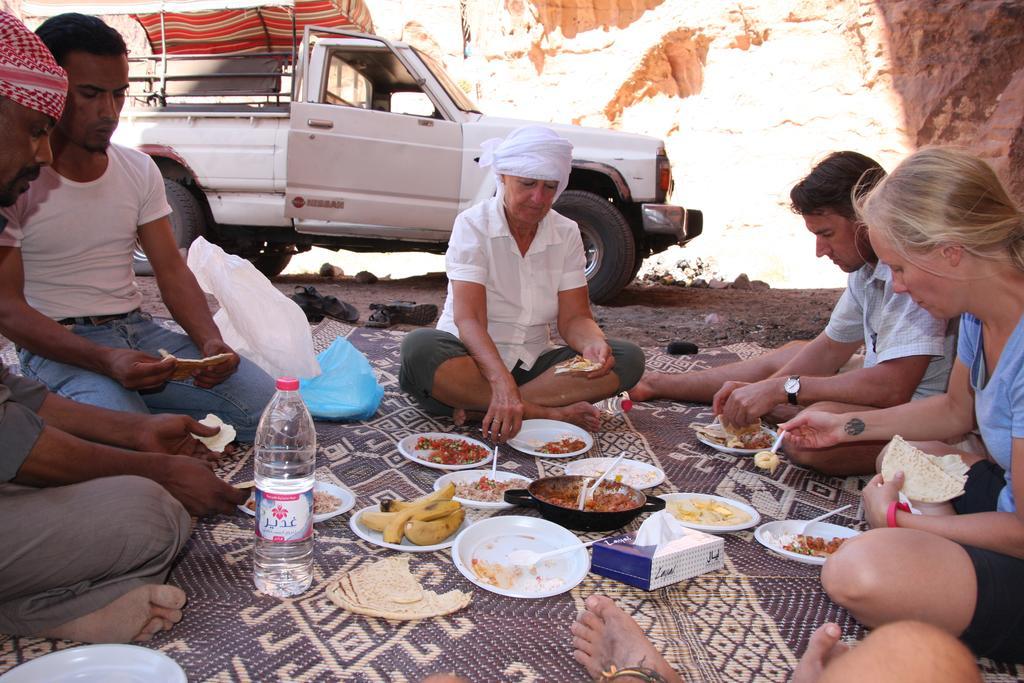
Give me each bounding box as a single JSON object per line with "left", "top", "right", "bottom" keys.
{"left": 299, "top": 338, "right": 383, "bottom": 420}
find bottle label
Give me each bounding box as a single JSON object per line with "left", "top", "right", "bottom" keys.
{"left": 255, "top": 488, "right": 313, "bottom": 542}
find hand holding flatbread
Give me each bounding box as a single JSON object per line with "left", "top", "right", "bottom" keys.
{"left": 190, "top": 413, "right": 237, "bottom": 452}
{"left": 879, "top": 435, "right": 968, "bottom": 503}
{"left": 326, "top": 557, "right": 471, "bottom": 620}
{"left": 158, "top": 348, "right": 234, "bottom": 381}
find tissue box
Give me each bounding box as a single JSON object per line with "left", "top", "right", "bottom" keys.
{"left": 591, "top": 528, "right": 724, "bottom": 590}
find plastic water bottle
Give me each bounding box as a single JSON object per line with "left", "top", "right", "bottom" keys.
{"left": 597, "top": 390, "right": 633, "bottom": 415}
{"left": 253, "top": 377, "right": 316, "bottom": 598}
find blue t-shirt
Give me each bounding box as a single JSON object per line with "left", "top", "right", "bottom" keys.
{"left": 958, "top": 313, "right": 1024, "bottom": 512}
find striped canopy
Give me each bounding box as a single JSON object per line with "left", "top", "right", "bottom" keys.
{"left": 22, "top": 0, "right": 374, "bottom": 55}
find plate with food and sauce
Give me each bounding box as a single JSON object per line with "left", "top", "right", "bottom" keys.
{"left": 754, "top": 520, "right": 861, "bottom": 566}
{"left": 433, "top": 470, "right": 533, "bottom": 509}
{"left": 661, "top": 492, "right": 760, "bottom": 533}
{"left": 692, "top": 419, "right": 778, "bottom": 456}
{"left": 238, "top": 481, "right": 355, "bottom": 524}
{"left": 563, "top": 457, "right": 665, "bottom": 490}
{"left": 397, "top": 433, "right": 494, "bottom": 471}
{"left": 507, "top": 419, "right": 593, "bottom": 458}
{"left": 451, "top": 515, "right": 590, "bottom": 599}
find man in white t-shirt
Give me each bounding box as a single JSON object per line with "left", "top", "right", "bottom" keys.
{"left": 0, "top": 14, "right": 274, "bottom": 440}
{"left": 631, "top": 152, "right": 956, "bottom": 475}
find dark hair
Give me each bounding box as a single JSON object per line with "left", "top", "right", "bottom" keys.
{"left": 35, "top": 13, "right": 127, "bottom": 66}
{"left": 790, "top": 151, "right": 886, "bottom": 220}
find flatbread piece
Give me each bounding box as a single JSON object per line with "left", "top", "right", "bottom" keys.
{"left": 325, "top": 557, "right": 471, "bottom": 621}
{"left": 158, "top": 348, "right": 233, "bottom": 380}
{"left": 554, "top": 355, "right": 602, "bottom": 374}
{"left": 880, "top": 435, "right": 968, "bottom": 503}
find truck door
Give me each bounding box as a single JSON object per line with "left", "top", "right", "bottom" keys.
{"left": 285, "top": 46, "right": 463, "bottom": 241}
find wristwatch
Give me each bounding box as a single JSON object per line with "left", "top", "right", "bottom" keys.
{"left": 784, "top": 375, "right": 801, "bottom": 405}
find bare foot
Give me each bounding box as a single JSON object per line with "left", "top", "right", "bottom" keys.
{"left": 570, "top": 595, "right": 682, "bottom": 683}
{"left": 40, "top": 584, "right": 187, "bottom": 644}
{"left": 791, "top": 623, "right": 849, "bottom": 683}
{"left": 545, "top": 401, "right": 601, "bottom": 431}
{"left": 630, "top": 372, "right": 678, "bottom": 402}
{"left": 452, "top": 407, "right": 467, "bottom": 426}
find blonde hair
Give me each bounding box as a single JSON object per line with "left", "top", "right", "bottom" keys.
{"left": 855, "top": 147, "right": 1024, "bottom": 272}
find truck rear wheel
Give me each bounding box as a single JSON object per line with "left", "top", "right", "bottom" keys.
{"left": 250, "top": 250, "right": 292, "bottom": 278}
{"left": 554, "top": 190, "right": 636, "bottom": 304}
{"left": 133, "top": 179, "right": 204, "bottom": 276}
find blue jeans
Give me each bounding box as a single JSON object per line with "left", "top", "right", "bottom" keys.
{"left": 19, "top": 312, "right": 275, "bottom": 441}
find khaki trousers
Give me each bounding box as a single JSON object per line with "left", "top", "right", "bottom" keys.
{"left": 0, "top": 475, "right": 190, "bottom": 636}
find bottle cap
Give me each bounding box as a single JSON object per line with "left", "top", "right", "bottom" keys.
{"left": 621, "top": 398, "right": 633, "bottom": 412}
{"left": 276, "top": 377, "right": 300, "bottom": 391}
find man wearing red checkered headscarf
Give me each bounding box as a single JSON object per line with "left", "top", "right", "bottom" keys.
{"left": 0, "top": 11, "right": 66, "bottom": 208}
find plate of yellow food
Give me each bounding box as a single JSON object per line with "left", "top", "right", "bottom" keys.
{"left": 660, "top": 493, "right": 760, "bottom": 533}
{"left": 349, "top": 484, "right": 470, "bottom": 552}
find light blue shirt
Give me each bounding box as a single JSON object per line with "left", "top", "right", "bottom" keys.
{"left": 958, "top": 313, "right": 1024, "bottom": 512}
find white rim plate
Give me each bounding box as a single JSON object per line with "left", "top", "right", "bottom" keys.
{"left": 238, "top": 482, "right": 355, "bottom": 523}
{"left": 659, "top": 492, "right": 761, "bottom": 533}
{"left": 451, "top": 515, "right": 590, "bottom": 598}
{"left": 397, "top": 432, "right": 494, "bottom": 471}
{"left": 349, "top": 504, "right": 470, "bottom": 552}
{"left": 754, "top": 520, "right": 862, "bottom": 566}
{"left": 0, "top": 644, "right": 186, "bottom": 682}
{"left": 563, "top": 457, "right": 665, "bottom": 490}
{"left": 507, "top": 419, "right": 593, "bottom": 458}
{"left": 694, "top": 425, "right": 778, "bottom": 456}
{"left": 433, "top": 470, "right": 533, "bottom": 509}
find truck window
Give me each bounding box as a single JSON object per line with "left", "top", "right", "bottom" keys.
{"left": 390, "top": 92, "right": 435, "bottom": 117}
{"left": 324, "top": 54, "right": 371, "bottom": 108}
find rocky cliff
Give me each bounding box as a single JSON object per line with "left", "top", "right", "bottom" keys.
{"left": 370, "top": 0, "right": 1024, "bottom": 287}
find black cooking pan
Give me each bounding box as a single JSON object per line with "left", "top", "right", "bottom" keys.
{"left": 503, "top": 475, "right": 665, "bottom": 532}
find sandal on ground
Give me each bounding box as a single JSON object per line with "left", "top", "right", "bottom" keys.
{"left": 365, "top": 301, "right": 438, "bottom": 328}
{"left": 288, "top": 286, "right": 359, "bottom": 324}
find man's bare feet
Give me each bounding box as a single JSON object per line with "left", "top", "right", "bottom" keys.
{"left": 570, "top": 595, "right": 683, "bottom": 683}
{"left": 629, "top": 373, "right": 667, "bottom": 402}
{"left": 545, "top": 401, "right": 601, "bottom": 431}
{"left": 40, "top": 584, "right": 186, "bottom": 644}
{"left": 791, "top": 623, "right": 849, "bottom": 683}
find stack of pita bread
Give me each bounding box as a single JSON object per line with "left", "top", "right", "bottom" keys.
{"left": 880, "top": 435, "right": 969, "bottom": 502}
{"left": 326, "top": 557, "right": 471, "bottom": 620}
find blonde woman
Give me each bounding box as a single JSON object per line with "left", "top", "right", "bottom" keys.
{"left": 781, "top": 148, "right": 1024, "bottom": 662}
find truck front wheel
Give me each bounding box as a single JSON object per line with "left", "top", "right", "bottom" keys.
{"left": 133, "top": 179, "right": 204, "bottom": 275}
{"left": 554, "top": 190, "right": 636, "bottom": 304}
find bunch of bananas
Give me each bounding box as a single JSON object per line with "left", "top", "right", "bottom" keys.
{"left": 360, "top": 483, "right": 465, "bottom": 546}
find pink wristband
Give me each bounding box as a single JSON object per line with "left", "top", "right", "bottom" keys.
{"left": 886, "top": 501, "right": 911, "bottom": 528}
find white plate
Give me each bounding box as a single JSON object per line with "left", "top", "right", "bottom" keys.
{"left": 451, "top": 515, "right": 590, "bottom": 598}
{"left": 507, "top": 419, "right": 593, "bottom": 458}
{"left": 564, "top": 457, "right": 665, "bottom": 490}
{"left": 0, "top": 644, "right": 186, "bottom": 682}
{"left": 694, "top": 425, "right": 778, "bottom": 456}
{"left": 660, "top": 493, "right": 761, "bottom": 533}
{"left": 754, "top": 520, "right": 862, "bottom": 566}
{"left": 397, "top": 432, "right": 494, "bottom": 471}
{"left": 238, "top": 482, "right": 355, "bottom": 523}
{"left": 433, "top": 470, "right": 532, "bottom": 509}
{"left": 349, "top": 504, "right": 470, "bottom": 552}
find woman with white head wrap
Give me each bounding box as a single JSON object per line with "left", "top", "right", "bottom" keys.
{"left": 401, "top": 126, "right": 644, "bottom": 441}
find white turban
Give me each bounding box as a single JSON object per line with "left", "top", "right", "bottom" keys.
{"left": 478, "top": 126, "right": 573, "bottom": 201}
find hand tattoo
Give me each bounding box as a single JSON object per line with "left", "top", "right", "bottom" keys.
{"left": 844, "top": 418, "right": 865, "bottom": 436}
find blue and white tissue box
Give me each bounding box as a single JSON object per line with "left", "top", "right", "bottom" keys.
{"left": 591, "top": 529, "right": 724, "bottom": 590}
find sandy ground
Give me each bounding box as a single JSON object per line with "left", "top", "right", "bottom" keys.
{"left": 140, "top": 269, "right": 842, "bottom": 350}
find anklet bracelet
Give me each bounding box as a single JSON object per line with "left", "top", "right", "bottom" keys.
{"left": 599, "top": 665, "right": 668, "bottom": 682}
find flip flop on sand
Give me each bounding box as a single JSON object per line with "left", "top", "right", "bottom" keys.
{"left": 365, "top": 301, "right": 438, "bottom": 328}
{"left": 289, "top": 286, "right": 359, "bottom": 324}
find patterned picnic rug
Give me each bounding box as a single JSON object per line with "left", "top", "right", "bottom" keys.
{"left": 0, "top": 320, "right": 1022, "bottom": 682}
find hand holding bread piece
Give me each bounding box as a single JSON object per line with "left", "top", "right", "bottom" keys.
{"left": 879, "top": 436, "right": 968, "bottom": 503}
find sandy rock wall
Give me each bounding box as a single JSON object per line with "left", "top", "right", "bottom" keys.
{"left": 370, "top": 0, "right": 1024, "bottom": 288}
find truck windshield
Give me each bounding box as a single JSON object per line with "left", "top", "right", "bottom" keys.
{"left": 413, "top": 48, "right": 482, "bottom": 114}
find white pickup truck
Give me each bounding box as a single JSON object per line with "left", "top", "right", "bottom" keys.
{"left": 116, "top": 27, "right": 702, "bottom": 302}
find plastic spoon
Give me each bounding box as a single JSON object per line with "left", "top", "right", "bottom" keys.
{"left": 798, "top": 504, "right": 853, "bottom": 535}
{"left": 508, "top": 537, "right": 609, "bottom": 567}
{"left": 577, "top": 451, "right": 627, "bottom": 510}
{"left": 490, "top": 443, "right": 499, "bottom": 478}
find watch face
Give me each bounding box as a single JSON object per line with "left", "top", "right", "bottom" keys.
{"left": 785, "top": 377, "right": 799, "bottom": 393}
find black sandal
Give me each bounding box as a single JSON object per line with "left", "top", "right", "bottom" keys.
{"left": 288, "top": 286, "right": 359, "bottom": 324}
{"left": 365, "top": 301, "right": 438, "bottom": 328}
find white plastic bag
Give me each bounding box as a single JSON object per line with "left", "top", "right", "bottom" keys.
{"left": 187, "top": 237, "right": 320, "bottom": 379}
